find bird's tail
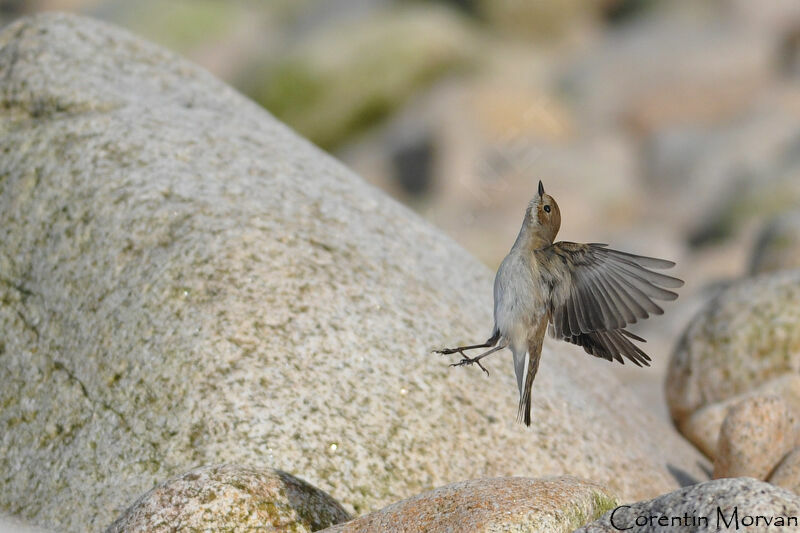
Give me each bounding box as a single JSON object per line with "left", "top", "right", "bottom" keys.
{"left": 512, "top": 346, "right": 526, "bottom": 399}
{"left": 516, "top": 351, "right": 541, "bottom": 426}
{"left": 512, "top": 338, "right": 542, "bottom": 426}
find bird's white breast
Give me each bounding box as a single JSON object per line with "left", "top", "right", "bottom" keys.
{"left": 493, "top": 251, "right": 547, "bottom": 351}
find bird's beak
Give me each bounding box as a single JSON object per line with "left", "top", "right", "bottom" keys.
{"left": 538, "top": 180, "right": 544, "bottom": 197}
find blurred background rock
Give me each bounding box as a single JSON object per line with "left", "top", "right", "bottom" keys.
{"left": 6, "top": 0, "right": 800, "bottom": 419}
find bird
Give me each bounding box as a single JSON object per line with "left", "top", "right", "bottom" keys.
{"left": 435, "top": 180, "right": 683, "bottom": 426}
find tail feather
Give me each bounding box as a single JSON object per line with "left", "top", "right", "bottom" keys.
{"left": 516, "top": 349, "right": 542, "bottom": 426}
{"left": 512, "top": 346, "right": 527, "bottom": 397}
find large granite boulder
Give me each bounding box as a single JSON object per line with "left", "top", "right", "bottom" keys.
{"left": 576, "top": 478, "right": 800, "bottom": 533}
{"left": 0, "top": 13, "right": 706, "bottom": 532}
{"left": 666, "top": 269, "right": 800, "bottom": 425}
{"left": 320, "top": 476, "right": 616, "bottom": 533}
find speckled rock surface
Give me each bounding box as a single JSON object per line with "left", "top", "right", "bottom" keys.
{"left": 0, "top": 516, "right": 52, "bottom": 533}
{"left": 320, "top": 476, "right": 617, "bottom": 533}
{"left": 106, "top": 464, "right": 350, "bottom": 533}
{"left": 666, "top": 269, "right": 800, "bottom": 425}
{"left": 680, "top": 375, "right": 800, "bottom": 459}
{"left": 751, "top": 211, "right": 800, "bottom": 275}
{"left": 768, "top": 447, "right": 800, "bottom": 493}
{"left": 0, "top": 13, "right": 707, "bottom": 532}
{"left": 713, "top": 396, "right": 797, "bottom": 480}
{"left": 576, "top": 478, "right": 800, "bottom": 533}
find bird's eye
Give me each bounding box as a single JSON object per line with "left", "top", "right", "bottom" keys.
{"left": 543, "top": 205, "right": 551, "bottom": 213}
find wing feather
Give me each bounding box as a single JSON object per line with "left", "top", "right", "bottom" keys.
{"left": 537, "top": 242, "right": 682, "bottom": 366}
{"left": 583, "top": 270, "right": 623, "bottom": 328}
{"left": 563, "top": 329, "right": 651, "bottom": 367}
{"left": 585, "top": 264, "right": 633, "bottom": 325}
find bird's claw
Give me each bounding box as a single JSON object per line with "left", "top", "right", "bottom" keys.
{"left": 450, "top": 356, "right": 490, "bottom": 376}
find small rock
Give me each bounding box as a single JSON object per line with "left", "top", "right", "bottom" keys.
{"left": 688, "top": 162, "right": 800, "bottom": 247}
{"left": 751, "top": 211, "right": 800, "bottom": 274}
{"left": 390, "top": 128, "right": 435, "bottom": 198}
{"left": 769, "top": 447, "right": 800, "bottom": 493}
{"left": 666, "top": 269, "right": 800, "bottom": 426}
{"left": 577, "top": 477, "right": 800, "bottom": 533}
{"left": 320, "top": 476, "right": 617, "bottom": 533}
{"left": 106, "top": 465, "right": 351, "bottom": 533}
{"left": 477, "top": 0, "right": 598, "bottom": 40}
{"left": 680, "top": 374, "right": 800, "bottom": 459}
{"left": 681, "top": 402, "right": 734, "bottom": 460}
{"left": 241, "top": 4, "right": 478, "bottom": 149}
{"left": 713, "top": 396, "right": 797, "bottom": 480}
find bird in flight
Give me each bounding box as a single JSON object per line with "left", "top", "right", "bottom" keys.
{"left": 436, "top": 180, "right": 683, "bottom": 426}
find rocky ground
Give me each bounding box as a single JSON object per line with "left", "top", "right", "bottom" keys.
{"left": 2, "top": 2, "right": 800, "bottom": 532}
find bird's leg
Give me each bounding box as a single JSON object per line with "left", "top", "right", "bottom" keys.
{"left": 434, "top": 330, "right": 500, "bottom": 356}
{"left": 450, "top": 343, "right": 508, "bottom": 376}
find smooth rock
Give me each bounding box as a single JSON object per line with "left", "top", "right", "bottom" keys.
{"left": 320, "top": 476, "right": 617, "bottom": 533}
{"left": 713, "top": 396, "right": 797, "bottom": 480}
{"left": 680, "top": 375, "right": 800, "bottom": 459}
{"left": 106, "top": 464, "right": 350, "bottom": 533}
{"left": 769, "top": 447, "right": 800, "bottom": 493}
{"left": 751, "top": 211, "right": 800, "bottom": 275}
{"left": 0, "top": 13, "right": 707, "bottom": 532}
{"left": 681, "top": 402, "right": 733, "bottom": 461}
{"left": 577, "top": 478, "right": 800, "bottom": 533}
{"left": 666, "top": 269, "right": 800, "bottom": 425}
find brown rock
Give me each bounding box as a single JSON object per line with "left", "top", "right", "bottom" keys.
{"left": 769, "top": 447, "right": 800, "bottom": 493}
{"left": 713, "top": 396, "right": 797, "bottom": 480}
{"left": 321, "top": 476, "right": 617, "bottom": 533}
{"left": 106, "top": 465, "right": 351, "bottom": 533}
{"left": 680, "top": 375, "right": 800, "bottom": 459}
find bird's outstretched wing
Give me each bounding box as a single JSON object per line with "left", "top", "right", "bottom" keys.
{"left": 535, "top": 242, "right": 682, "bottom": 364}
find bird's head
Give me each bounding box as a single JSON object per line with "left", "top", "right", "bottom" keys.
{"left": 526, "top": 180, "right": 561, "bottom": 244}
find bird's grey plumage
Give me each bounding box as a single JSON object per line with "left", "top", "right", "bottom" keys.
{"left": 436, "top": 180, "right": 683, "bottom": 426}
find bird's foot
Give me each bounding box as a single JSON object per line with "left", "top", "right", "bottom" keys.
{"left": 450, "top": 356, "right": 490, "bottom": 376}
